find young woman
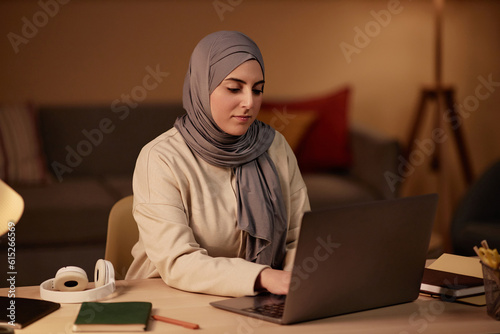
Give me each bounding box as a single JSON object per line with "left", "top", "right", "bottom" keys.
{"left": 126, "top": 31, "right": 310, "bottom": 297}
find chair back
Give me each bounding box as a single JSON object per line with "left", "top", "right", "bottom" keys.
{"left": 105, "top": 195, "right": 138, "bottom": 279}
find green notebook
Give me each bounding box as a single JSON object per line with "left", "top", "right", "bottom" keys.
{"left": 73, "top": 301, "right": 152, "bottom": 332}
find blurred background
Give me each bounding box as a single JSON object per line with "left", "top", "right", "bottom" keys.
{"left": 1, "top": 0, "right": 499, "bottom": 283}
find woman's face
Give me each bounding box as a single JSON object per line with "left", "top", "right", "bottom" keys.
{"left": 210, "top": 60, "right": 264, "bottom": 136}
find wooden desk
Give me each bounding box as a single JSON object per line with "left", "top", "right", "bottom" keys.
{"left": 1, "top": 278, "right": 498, "bottom": 333}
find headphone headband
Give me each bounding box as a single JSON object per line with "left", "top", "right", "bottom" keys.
{"left": 40, "top": 259, "right": 116, "bottom": 304}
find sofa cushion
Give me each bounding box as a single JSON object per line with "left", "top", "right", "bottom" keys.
{"left": 0, "top": 103, "right": 50, "bottom": 185}
{"left": 261, "top": 87, "right": 352, "bottom": 172}
{"left": 303, "top": 173, "right": 380, "bottom": 210}
{"left": 3, "top": 243, "right": 105, "bottom": 287}
{"left": 453, "top": 221, "right": 500, "bottom": 256}
{"left": 14, "top": 178, "right": 117, "bottom": 246}
{"left": 257, "top": 109, "right": 318, "bottom": 152}
{"left": 39, "top": 104, "right": 186, "bottom": 179}
{"left": 101, "top": 175, "right": 133, "bottom": 199}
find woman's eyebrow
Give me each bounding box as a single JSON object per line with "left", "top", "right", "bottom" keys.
{"left": 224, "top": 78, "right": 265, "bottom": 86}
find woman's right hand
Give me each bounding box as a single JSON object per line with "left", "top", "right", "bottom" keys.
{"left": 255, "top": 268, "right": 291, "bottom": 295}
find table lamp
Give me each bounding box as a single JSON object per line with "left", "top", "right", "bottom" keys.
{"left": 0, "top": 179, "right": 24, "bottom": 236}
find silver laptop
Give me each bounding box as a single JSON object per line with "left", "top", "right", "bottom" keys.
{"left": 210, "top": 194, "right": 438, "bottom": 325}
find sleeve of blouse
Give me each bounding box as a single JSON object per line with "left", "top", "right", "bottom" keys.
{"left": 132, "top": 143, "right": 268, "bottom": 297}
{"left": 282, "top": 140, "right": 311, "bottom": 272}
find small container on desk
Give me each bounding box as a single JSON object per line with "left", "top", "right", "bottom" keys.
{"left": 481, "top": 262, "right": 500, "bottom": 320}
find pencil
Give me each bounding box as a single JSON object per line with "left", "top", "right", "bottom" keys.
{"left": 152, "top": 314, "right": 200, "bottom": 329}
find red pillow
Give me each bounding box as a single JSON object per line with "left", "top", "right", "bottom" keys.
{"left": 261, "top": 87, "right": 352, "bottom": 172}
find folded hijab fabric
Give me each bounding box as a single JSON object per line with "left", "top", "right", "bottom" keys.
{"left": 174, "top": 31, "right": 288, "bottom": 269}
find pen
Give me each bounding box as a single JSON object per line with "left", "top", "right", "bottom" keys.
{"left": 152, "top": 314, "right": 200, "bottom": 329}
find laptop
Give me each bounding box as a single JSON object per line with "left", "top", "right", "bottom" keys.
{"left": 210, "top": 194, "right": 438, "bottom": 325}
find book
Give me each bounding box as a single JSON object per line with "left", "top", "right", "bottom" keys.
{"left": 427, "top": 253, "right": 483, "bottom": 278}
{"left": 0, "top": 296, "right": 60, "bottom": 329}
{"left": 420, "top": 268, "right": 485, "bottom": 297}
{"left": 73, "top": 301, "right": 152, "bottom": 332}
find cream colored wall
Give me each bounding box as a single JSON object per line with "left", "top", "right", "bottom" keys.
{"left": 1, "top": 0, "right": 499, "bottom": 249}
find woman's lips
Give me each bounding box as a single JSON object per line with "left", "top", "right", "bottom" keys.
{"left": 233, "top": 115, "right": 252, "bottom": 122}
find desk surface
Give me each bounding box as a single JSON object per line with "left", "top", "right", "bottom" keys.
{"left": 1, "top": 278, "right": 498, "bottom": 334}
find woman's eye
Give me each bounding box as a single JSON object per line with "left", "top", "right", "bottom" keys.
{"left": 253, "top": 89, "right": 263, "bottom": 95}
{"left": 227, "top": 88, "right": 240, "bottom": 93}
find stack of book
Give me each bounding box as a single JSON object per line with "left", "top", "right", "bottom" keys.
{"left": 420, "top": 253, "right": 485, "bottom": 304}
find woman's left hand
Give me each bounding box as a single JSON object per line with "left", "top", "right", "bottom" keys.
{"left": 255, "top": 268, "right": 291, "bottom": 295}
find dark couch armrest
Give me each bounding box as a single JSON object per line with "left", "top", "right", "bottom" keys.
{"left": 349, "top": 123, "right": 401, "bottom": 199}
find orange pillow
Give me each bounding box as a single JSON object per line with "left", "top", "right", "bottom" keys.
{"left": 261, "top": 87, "right": 352, "bottom": 172}
{"left": 257, "top": 108, "right": 318, "bottom": 152}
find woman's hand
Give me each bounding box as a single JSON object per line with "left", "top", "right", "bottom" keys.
{"left": 255, "top": 268, "right": 291, "bottom": 295}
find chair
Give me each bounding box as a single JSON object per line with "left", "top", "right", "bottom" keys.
{"left": 105, "top": 195, "right": 139, "bottom": 279}
{"left": 451, "top": 159, "right": 500, "bottom": 255}
{"left": 0, "top": 179, "right": 24, "bottom": 235}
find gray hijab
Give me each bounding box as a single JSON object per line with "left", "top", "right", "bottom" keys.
{"left": 174, "top": 31, "right": 287, "bottom": 269}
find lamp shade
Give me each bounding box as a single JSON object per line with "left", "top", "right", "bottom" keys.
{"left": 0, "top": 179, "right": 24, "bottom": 235}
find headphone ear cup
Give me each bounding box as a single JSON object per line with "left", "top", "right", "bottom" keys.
{"left": 54, "top": 266, "right": 88, "bottom": 291}
{"left": 94, "top": 259, "right": 107, "bottom": 288}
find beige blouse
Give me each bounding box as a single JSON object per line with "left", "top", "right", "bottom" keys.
{"left": 125, "top": 127, "right": 310, "bottom": 297}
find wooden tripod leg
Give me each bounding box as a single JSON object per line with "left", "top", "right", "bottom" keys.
{"left": 444, "top": 90, "right": 474, "bottom": 184}
{"left": 405, "top": 90, "right": 430, "bottom": 162}
{"left": 431, "top": 89, "right": 442, "bottom": 171}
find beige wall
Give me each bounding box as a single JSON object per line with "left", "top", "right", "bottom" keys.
{"left": 1, "top": 0, "right": 499, "bottom": 247}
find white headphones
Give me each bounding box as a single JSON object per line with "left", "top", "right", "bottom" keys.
{"left": 40, "top": 259, "right": 116, "bottom": 304}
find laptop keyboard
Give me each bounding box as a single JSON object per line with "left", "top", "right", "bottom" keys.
{"left": 243, "top": 302, "right": 285, "bottom": 319}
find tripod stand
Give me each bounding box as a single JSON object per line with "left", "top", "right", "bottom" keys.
{"left": 404, "top": 0, "right": 475, "bottom": 253}
{"left": 405, "top": 86, "right": 475, "bottom": 253}
{"left": 405, "top": 86, "right": 474, "bottom": 185}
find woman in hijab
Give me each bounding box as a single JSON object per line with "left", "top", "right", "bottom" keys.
{"left": 126, "top": 31, "right": 310, "bottom": 297}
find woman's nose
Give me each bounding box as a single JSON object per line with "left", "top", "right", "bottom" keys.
{"left": 241, "top": 90, "right": 254, "bottom": 109}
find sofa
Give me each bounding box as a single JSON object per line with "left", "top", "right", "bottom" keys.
{"left": 0, "top": 101, "right": 401, "bottom": 287}
{"left": 451, "top": 159, "right": 500, "bottom": 255}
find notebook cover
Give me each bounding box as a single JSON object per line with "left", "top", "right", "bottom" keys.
{"left": 73, "top": 301, "right": 152, "bottom": 332}
{"left": 0, "top": 297, "right": 60, "bottom": 329}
